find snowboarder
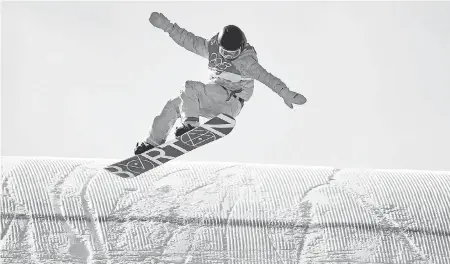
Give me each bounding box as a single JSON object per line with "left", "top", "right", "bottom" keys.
{"left": 135, "top": 12, "right": 307, "bottom": 155}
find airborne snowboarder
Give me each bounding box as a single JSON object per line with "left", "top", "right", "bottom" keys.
{"left": 134, "top": 12, "right": 307, "bottom": 155}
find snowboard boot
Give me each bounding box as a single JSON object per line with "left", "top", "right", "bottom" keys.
{"left": 134, "top": 141, "right": 155, "bottom": 155}
{"left": 175, "top": 123, "right": 197, "bottom": 137}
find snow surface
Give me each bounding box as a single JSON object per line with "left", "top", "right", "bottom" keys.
{"left": 1, "top": 156, "right": 449, "bottom": 264}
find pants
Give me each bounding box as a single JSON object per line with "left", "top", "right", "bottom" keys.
{"left": 146, "top": 80, "right": 244, "bottom": 145}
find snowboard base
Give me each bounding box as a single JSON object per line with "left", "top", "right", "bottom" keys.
{"left": 104, "top": 113, "right": 236, "bottom": 178}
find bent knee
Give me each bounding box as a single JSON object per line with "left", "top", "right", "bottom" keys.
{"left": 160, "top": 97, "right": 181, "bottom": 117}
{"left": 183, "top": 81, "right": 205, "bottom": 96}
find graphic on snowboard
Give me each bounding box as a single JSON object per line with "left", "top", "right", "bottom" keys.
{"left": 105, "top": 113, "right": 235, "bottom": 178}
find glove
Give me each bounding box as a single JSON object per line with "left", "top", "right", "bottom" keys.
{"left": 279, "top": 88, "right": 307, "bottom": 109}
{"left": 149, "top": 12, "right": 172, "bottom": 32}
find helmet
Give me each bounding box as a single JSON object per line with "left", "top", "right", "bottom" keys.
{"left": 218, "top": 25, "right": 247, "bottom": 51}
{"left": 218, "top": 25, "right": 247, "bottom": 59}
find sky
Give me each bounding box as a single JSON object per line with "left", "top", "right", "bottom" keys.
{"left": 2, "top": 1, "right": 450, "bottom": 171}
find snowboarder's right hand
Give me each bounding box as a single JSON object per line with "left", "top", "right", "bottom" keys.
{"left": 149, "top": 12, "right": 172, "bottom": 32}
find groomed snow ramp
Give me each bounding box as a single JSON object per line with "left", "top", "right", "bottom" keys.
{"left": 1, "top": 157, "right": 449, "bottom": 264}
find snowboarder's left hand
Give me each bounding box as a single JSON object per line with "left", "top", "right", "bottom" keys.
{"left": 279, "top": 88, "right": 307, "bottom": 109}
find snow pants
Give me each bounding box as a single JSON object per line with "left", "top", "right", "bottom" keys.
{"left": 146, "top": 80, "right": 244, "bottom": 145}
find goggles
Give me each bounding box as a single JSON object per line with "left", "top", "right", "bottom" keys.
{"left": 219, "top": 46, "right": 242, "bottom": 60}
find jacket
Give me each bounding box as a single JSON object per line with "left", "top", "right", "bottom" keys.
{"left": 165, "top": 23, "right": 289, "bottom": 101}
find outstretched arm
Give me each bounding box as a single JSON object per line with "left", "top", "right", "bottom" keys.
{"left": 236, "top": 55, "right": 307, "bottom": 108}
{"left": 149, "top": 12, "right": 209, "bottom": 59}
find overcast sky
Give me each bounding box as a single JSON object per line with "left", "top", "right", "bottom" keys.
{"left": 2, "top": 1, "right": 450, "bottom": 171}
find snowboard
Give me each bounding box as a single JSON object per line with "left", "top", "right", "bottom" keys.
{"left": 104, "top": 113, "right": 236, "bottom": 178}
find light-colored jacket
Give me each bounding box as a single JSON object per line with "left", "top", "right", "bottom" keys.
{"left": 165, "top": 23, "right": 289, "bottom": 101}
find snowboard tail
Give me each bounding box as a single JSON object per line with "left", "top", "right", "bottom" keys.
{"left": 104, "top": 113, "right": 236, "bottom": 178}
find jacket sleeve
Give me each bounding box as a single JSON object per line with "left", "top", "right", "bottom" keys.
{"left": 165, "top": 23, "right": 209, "bottom": 59}
{"left": 235, "top": 55, "right": 289, "bottom": 96}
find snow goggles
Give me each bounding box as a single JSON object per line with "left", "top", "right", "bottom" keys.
{"left": 219, "top": 46, "right": 242, "bottom": 60}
